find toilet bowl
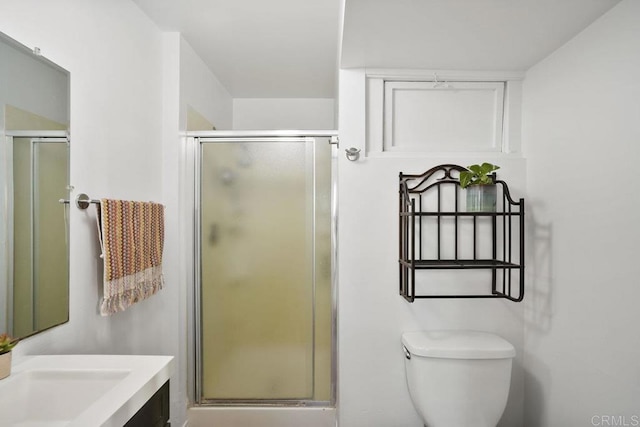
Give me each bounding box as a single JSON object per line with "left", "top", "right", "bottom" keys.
{"left": 402, "top": 330, "right": 515, "bottom": 427}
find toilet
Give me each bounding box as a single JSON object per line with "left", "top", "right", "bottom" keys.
{"left": 402, "top": 330, "right": 515, "bottom": 427}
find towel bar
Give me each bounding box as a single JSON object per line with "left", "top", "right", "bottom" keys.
{"left": 59, "top": 194, "right": 163, "bottom": 210}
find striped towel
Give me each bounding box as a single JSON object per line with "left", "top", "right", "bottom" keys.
{"left": 97, "top": 199, "right": 165, "bottom": 315}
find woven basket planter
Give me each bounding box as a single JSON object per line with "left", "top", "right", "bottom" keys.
{"left": 0, "top": 351, "right": 12, "bottom": 380}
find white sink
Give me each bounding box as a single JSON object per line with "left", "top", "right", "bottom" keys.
{"left": 0, "top": 355, "right": 173, "bottom": 427}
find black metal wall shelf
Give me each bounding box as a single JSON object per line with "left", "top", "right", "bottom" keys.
{"left": 399, "top": 164, "right": 525, "bottom": 302}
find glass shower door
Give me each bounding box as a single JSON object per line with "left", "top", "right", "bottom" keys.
{"left": 198, "top": 136, "right": 333, "bottom": 403}
{"left": 11, "top": 137, "right": 69, "bottom": 337}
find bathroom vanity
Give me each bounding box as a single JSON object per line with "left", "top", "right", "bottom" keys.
{"left": 0, "top": 354, "right": 173, "bottom": 426}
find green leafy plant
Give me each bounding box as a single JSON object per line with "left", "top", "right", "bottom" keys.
{"left": 459, "top": 163, "right": 500, "bottom": 188}
{"left": 0, "top": 334, "right": 18, "bottom": 355}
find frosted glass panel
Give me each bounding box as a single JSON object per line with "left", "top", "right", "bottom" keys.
{"left": 33, "top": 142, "right": 69, "bottom": 331}
{"left": 312, "top": 137, "right": 332, "bottom": 401}
{"left": 200, "top": 138, "right": 332, "bottom": 401}
{"left": 12, "top": 139, "right": 33, "bottom": 337}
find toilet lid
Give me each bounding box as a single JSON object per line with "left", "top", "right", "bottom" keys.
{"left": 402, "top": 330, "right": 516, "bottom": 359}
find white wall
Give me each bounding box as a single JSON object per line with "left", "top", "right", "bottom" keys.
{"left": 179, "top": 38, "right": 233, "bottom": 131}
{"left": 338, "top": 68, "right": 526, "bottom": 427}
{"left": 0, "top": 1, "right": 187, "bottom": 425}
{"left": 233, "top": 98, "right": 335, "bottom": 130}
{"left": 522, "top": 1, "right": 640, "bottom": 425}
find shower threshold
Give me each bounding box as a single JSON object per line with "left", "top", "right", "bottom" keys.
{"left": 187, "top": 406, "right": 336, "bottom": 427}
{"left": 197, "top": 399, "right": 332, "bottom": 407}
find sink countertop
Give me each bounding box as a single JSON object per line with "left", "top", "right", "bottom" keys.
{"left": 0, "top": 354, "right": 174, "bottom": 427}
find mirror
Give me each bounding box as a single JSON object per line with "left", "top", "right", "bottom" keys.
{"left": 0, "top": 31, "right": 70, "bottom": 340}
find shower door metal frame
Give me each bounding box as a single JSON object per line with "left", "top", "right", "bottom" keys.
{"left": 188, "top": 131, "right": 338, "bottom": 408}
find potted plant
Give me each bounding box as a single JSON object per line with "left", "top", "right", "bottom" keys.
{"left": 0, "top": 334, "right": 19, "bottom": 380}
{"left": 459, "top": 163, "right": 500, "bottom": 212}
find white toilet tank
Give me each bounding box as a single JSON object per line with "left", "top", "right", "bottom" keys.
{"left": 402, "top": 330, "right": 516, "bottom": 427}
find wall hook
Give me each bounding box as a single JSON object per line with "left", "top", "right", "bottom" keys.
{"left": 345, "top": 147, "right": 361, "bottom": 161}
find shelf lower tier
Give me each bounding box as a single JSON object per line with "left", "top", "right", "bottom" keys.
{"left": 400, "top": 211, "right": 522, "bottom": 217}
{"left": 403, "top": 291, "right": 522, "bottom": 302}
{"left": 399, "top": 259, "right": 521, "bottom": 269}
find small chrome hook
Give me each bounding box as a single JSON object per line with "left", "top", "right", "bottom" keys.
{"left": 345, "top": 147, "right": 361, "bottom": 161}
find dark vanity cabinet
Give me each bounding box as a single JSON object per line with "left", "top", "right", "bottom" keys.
{"left": 124, "top": 381, "right": 170, "bottom": 427}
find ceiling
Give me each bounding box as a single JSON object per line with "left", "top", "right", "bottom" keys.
{"left": 132, "top": 0, "right": 620, "bottom": 99}
{"left": 341, "top": 0, "right": 621, "bottom": 71}
{"left": 132, "top": 0, "right": 342, "bottom": 98}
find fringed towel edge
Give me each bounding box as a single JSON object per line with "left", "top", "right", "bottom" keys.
{"left": 100, "top": 264, "right": 164, "bottom": 316}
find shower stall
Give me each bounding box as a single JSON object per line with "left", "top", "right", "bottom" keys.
{"left": 188, "top": 132, "right": 337, "bottom": 422}
{"left": 1, "top": 131, "right": 70, "bottom": 339}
